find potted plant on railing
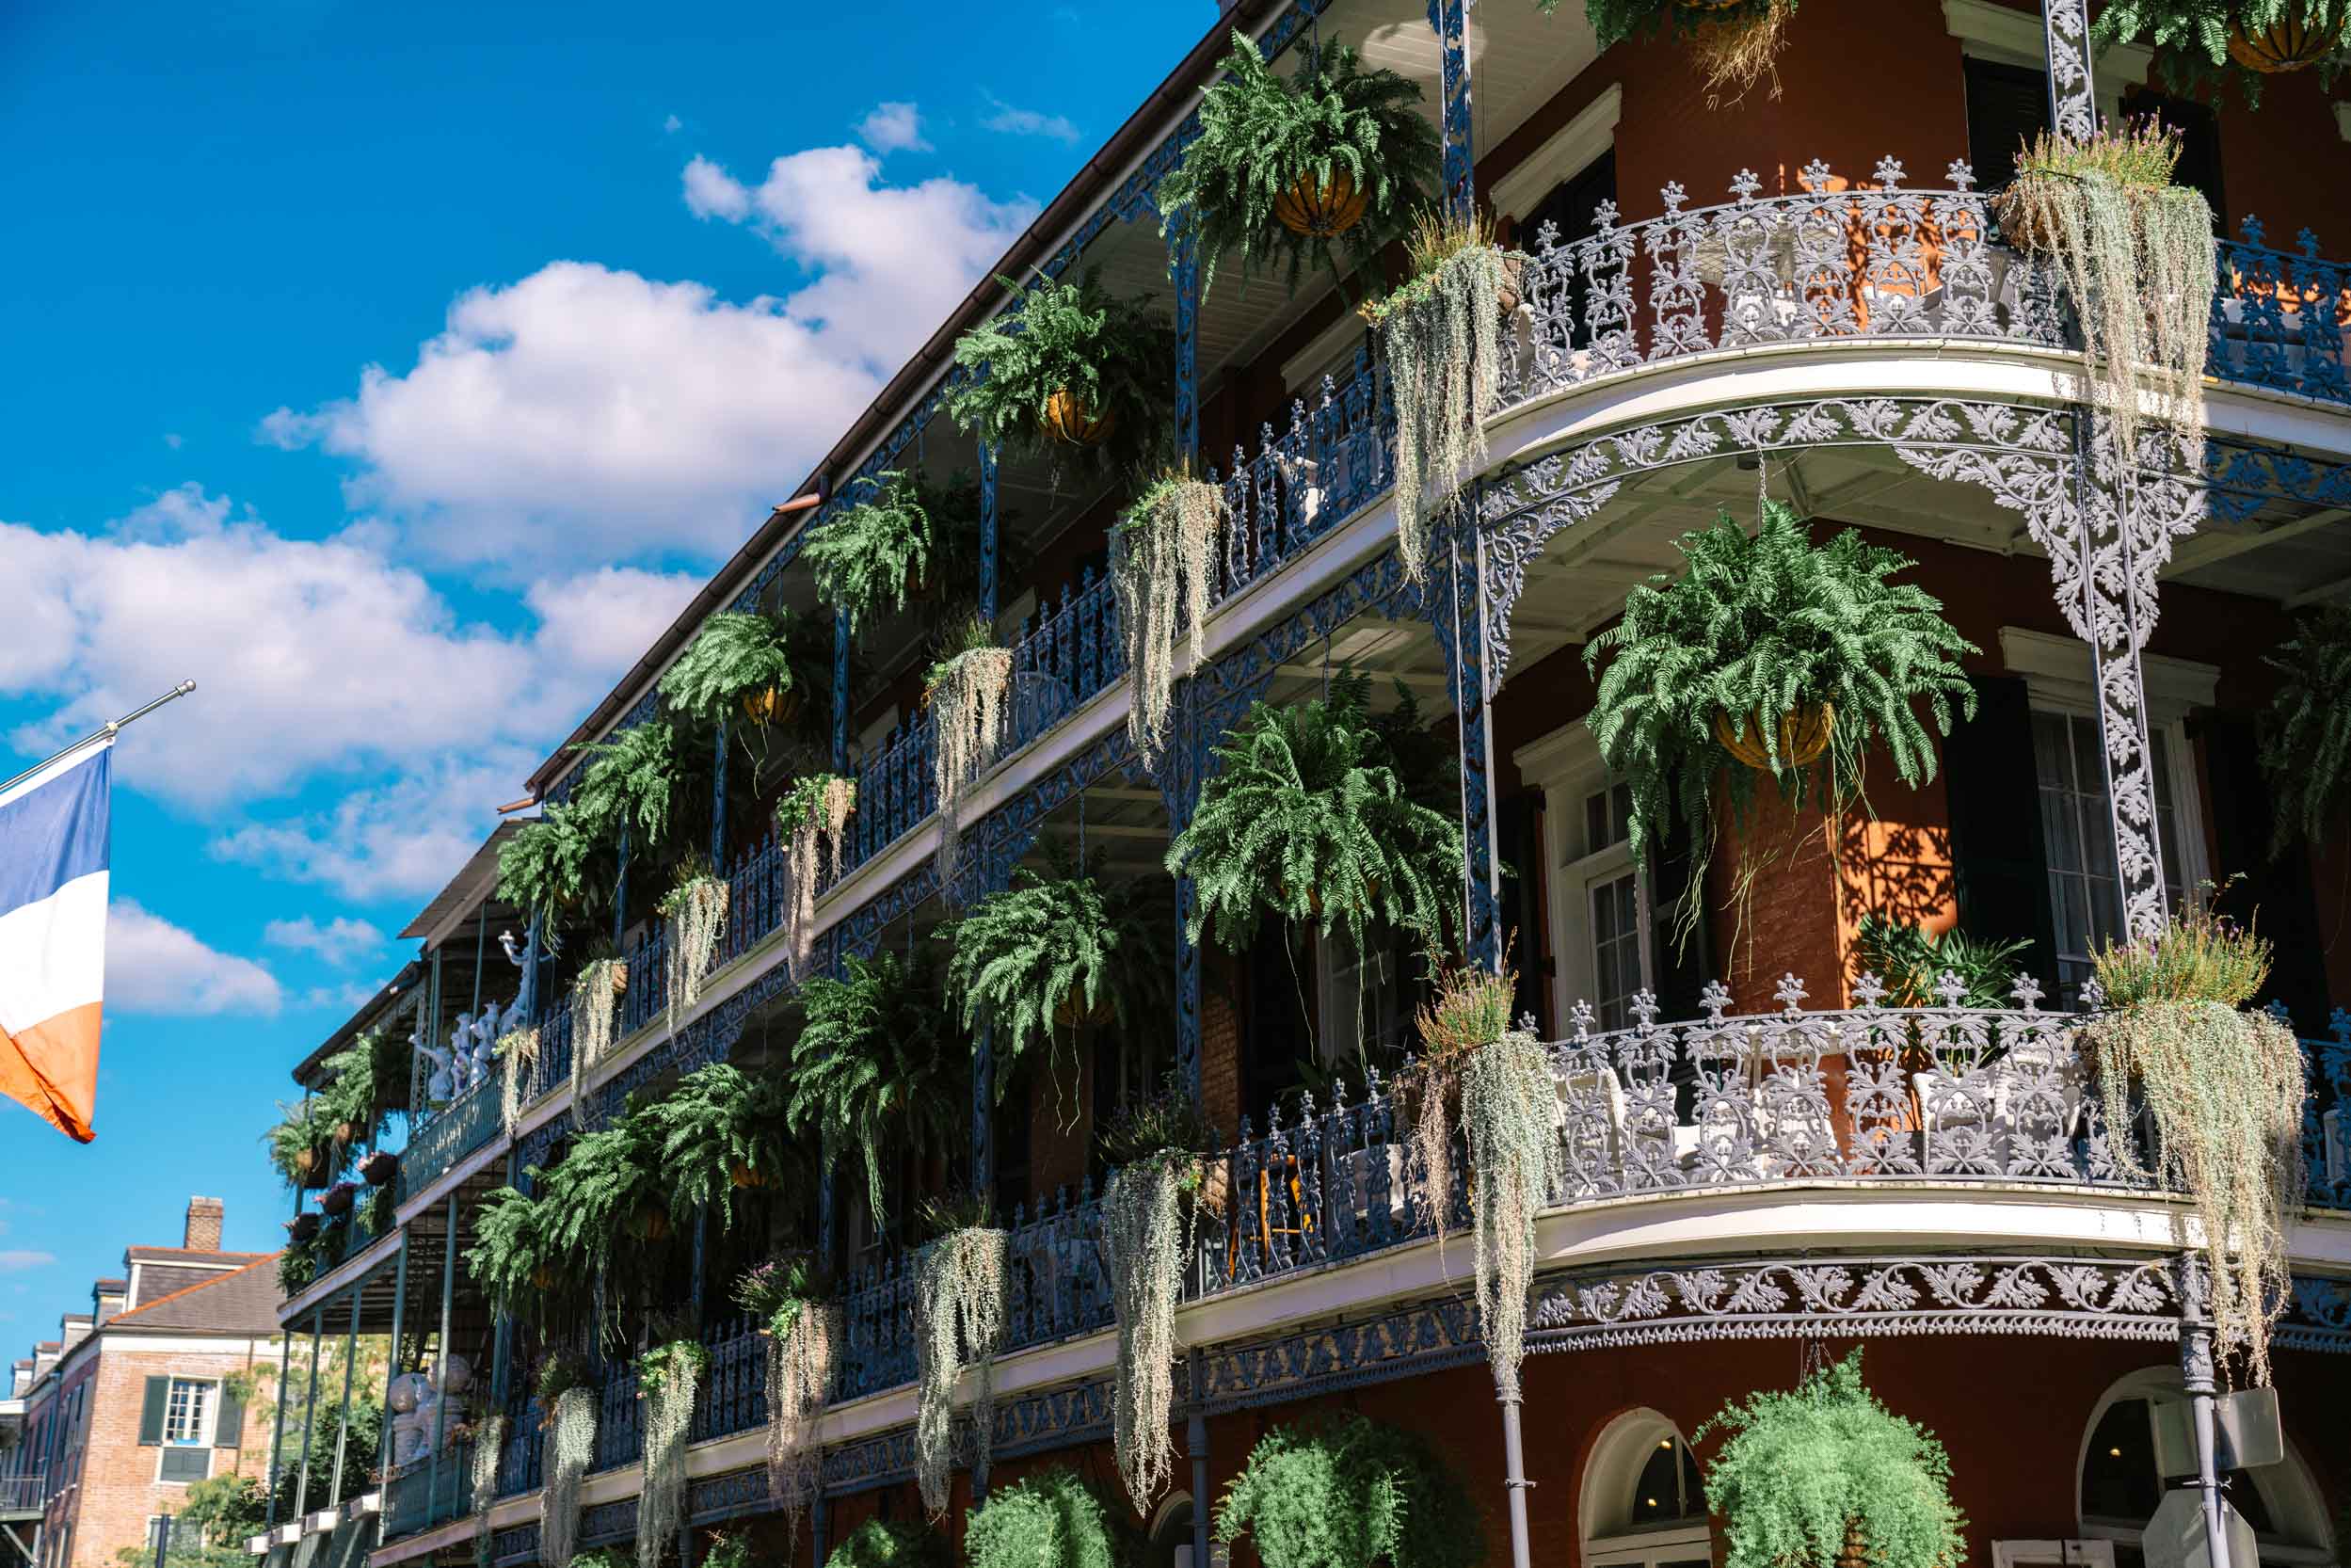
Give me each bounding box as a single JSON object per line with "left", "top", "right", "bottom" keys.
{"left": 966, "top": 1468, "right": 1133, "bottom": 1568}
{"left": 360, "top": 1149, "right": 398, "bottom": 1187}
{"left": 942, "top": 847, "right": 1174, "bottom": 1113}
{"left": 1156, "top": 31, "right": 1440, "bottom": 300}
{"left": 319, "top": 1180, "right": 359, "bottom": 1219}
{"left": 777, "top": 774, "right": 858, "bottom": 980}
{"left": 638, "top": 1063, "right": 794, "bottom": 1226}
{"left": 496, "top": 800, "right": 599, "bottom": 952}
{"left": 660, "top": 856, "right": 730, "bottom": 1024}
{"left": 783, "top": 948, "right": 965, "bottom": 1230}
{"left": 1215, "top": 1414, "right": 1482, "bottom": 1568}
{"left": 926, "top": 616, "right": 1016, "bottom": 884}
{"left": 277, "top": 1224, "right": 325, "bottom": 1294}
{"left": 2085, "top": 888, "right": 2307, "bottom": 1384}
{"left": 636, "top": 1314, "right": 709, "bottom": 1568}
{"left": 946, "top": 268, "right": 1173, "bottom": 470}
{"left": 2094, "top": 0, "right": 2348, "bottom": 102}
{"left": 1360, "top": 211, "right": 1526, "bottom": 585}
{"left": 536, "top": 1352, "right": 600, "bottom": 1568}
{"left": 1112, "top": 464, "right": 1231, "bottom": 765}
{"left": 825, "top": 1517, "right": 949, "bottom": 1568}
{"left": 1698, "top": 1349, "right": 1966, "bottom": 1568}
{"left": 1995, "top": 120, "right": 2214, "bottom": 467}
{"left": 1583, "top": 502, "right": 1976, "bottom": 952}
{"left": 911, "top": 1192, "right": 1008, "bottom": 1519}
{"left": 1097, "top": 1076, "right": 1220, "bottom": 1509}
{"left": 734, "top": 1253, "right": 839, "bottom": 1543}
{"left": 1168, "top": 671, "right": 1463, "bottom": 968}
{"left": 1567, "top": 0, "right": 1800, "bottom": 106}
{"left": 2258, "top": 605, "right": 2351, "bottom": 855}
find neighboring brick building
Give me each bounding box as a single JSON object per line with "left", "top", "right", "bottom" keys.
{"left": 0, "top": 1199, "right": 283, "bottom": 1568}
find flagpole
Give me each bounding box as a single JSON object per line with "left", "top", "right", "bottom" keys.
{"left": 0, "top": 680, "right": 197, "bottom": 796}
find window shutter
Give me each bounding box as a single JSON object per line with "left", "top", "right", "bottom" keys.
{"left": 1645, "top": 793, "right": 1715, "bottom": 1022}
{"left": 1962, "top": 56, "right": 2052, "bottom": 193}
{"left": 1945, "top": 676, "right": 2060, "bottom": 998}
{"left": 158, "top": 1447, "right": 211, "bottom": 1483}
{"left": 214, "top": 1384, "right": 245, "bottom": 1449}
{"left": 2191, "top": 710, "right": 2328, "bottom": 1027}
{"left": 137, "top": 1377, "right": 168, "bottom": 1446}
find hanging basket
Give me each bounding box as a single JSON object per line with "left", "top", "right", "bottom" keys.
{"left": 319, "top": 1183, "right": 357, "bottom": 1219}
{"left": 360, "top": 1150, "right": 399, "bottom": 1187}
{"left": 329, "top": 1118, "right": 364, "bottom": 1148}
{"left": 1052, "top": 991, "right": 1114, "bottom": 1032}
{"left": 288, "top": 1213, "right": 322, "bottom": 1244}
{"left": 1495, "top": 252, "right": 1528, "bottom": 316}
{"left": 728, "top": 1160, "right": 771, "bottom": 1191}
{"left": 741, "top": 685, "right": 804, "bottom": 727}
{"left": 629, "top": 1201, "right": 672, "bottom": 1242}
{"left": 2228, "top": 13, "right": 2343, "bottom": 70}
{"left": 294, "top": 1146, "right": 334, "bottom": 1191}
{"left": 1272, "top": 168, "right": 1368, "bottom": 238}
{"left": 1714, "top": 701, "right": 1835, "bottom": 771}
{"left": 1041, "top": 387, "right": 1117, "bottom": 447}
{"left": 609, "top": 964, "right": 630, "bottom": 998}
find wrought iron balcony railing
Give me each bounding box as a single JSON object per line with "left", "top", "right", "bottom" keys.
{"left": 441, "top": 985, "right": 2348, "bottom": 1524}
{"left": 395, "top": 1073, "right": 502, "bottom": 1206}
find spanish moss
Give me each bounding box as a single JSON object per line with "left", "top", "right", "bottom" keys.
{"left": 497, "top": 1028, "right": 539, "bottom": 1140}
{"left": 928, "top": 643, "right": 1014, "bottom": 889}
{"left": 1461, "top": 1031, "right": 1559, "bottom": 1400}
{"left": 913, "top": 1225, "right": 1008, "bottom": 1517}
{"left": 1102, "top": 1159, "right": 1193, "bottom": 1509}
{"left": 765, "top": 1303, "right": 840, "bottom": 1548}
{"left": 571, "top": 959, "right": 625, "bottom": 1130}
{"left": 542, "top": 1385, "right": 598, "bottom": 1568}
{"left": 1377, "top": 243, "right": 1504, "bottom": 585}
{"left": 1112, "top": 474, "right": 1229, "bottom": 765}
{"left": 663, "top": 874, "right": 728, "bottom": 1029}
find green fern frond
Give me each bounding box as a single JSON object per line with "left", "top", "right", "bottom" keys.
{"left": 2092, "top": 0, "right": 2347, "bottom": 104}
{"left": 947, "top": 268, "right": 1174, "bottom": 470}
{"left": 660, "top": 610, "right": 826, "bottom": 729}
{"left": 2259, "top": 605, "right": 2351, "bottom": 854}
{"left": 1157, "top": 33, "right": 1442, "bottom": 299}
{"left": 570, "top": 720, "right": 691, "bottom": 859}
{"left": 497, "top": 802, "right": 601, "bottom": 941}
{"left": 634, "top": 1064, "right": 796, "bottom": 1231}
{"left": 806, "top": 472, "right": 934, "bottom": 632}
{"left": 785, "top": 950, "right": 966, "bottom": 1224}
{"left": 1167, "top": 675, "right": 1463, "bottom": 956}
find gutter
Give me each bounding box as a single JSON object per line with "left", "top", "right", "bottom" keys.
{"left": 524, "top": 0, "right": 1294, "bottom": 797}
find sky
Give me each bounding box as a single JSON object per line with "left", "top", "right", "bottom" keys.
{"left": 0, "top": 0, "right": 1215, "bottom": 1347}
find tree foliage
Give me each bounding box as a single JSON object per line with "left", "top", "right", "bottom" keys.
{"left": 1157, "top": 33, "right": 1440, "bottom": 298}
{"left": 826, "top": 1519, "right": 949, "bottom": 1568}
{"left": 965, "top": 1468, "right": 1132, "bottom": 1568}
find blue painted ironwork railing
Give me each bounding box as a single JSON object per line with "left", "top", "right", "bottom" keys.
{"left": 396, "top": 1074, "right": 502, "bottom": 1204}
{"left": 495, "top": 1392, "right": 542, "bottom": 1499}
{"left": 2213, "top": 221, "right": 2350, "bottom": 406}
{"left": 0, "top": 1475, "right": 42, "bottom": 1512}
{"left": 1214, "top": 346, "right": 1393, "bottom": 600}
{"left": 380, "top": 1445, "right": 472, "bottom": 1538}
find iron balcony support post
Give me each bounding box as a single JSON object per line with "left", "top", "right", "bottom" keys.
{"left": 811, "top": 1495, "right": 829, "bottom": 1568}
{"left": 2039, "top": 0, "right": 2100, "bottom": 141}
{"left": 712, "top": 715, "right": 729, "bottom": 869}
{"left": 264, "top": 1328, "right": 295, "bottom": 1529}
{"left": 1172, "top": 225, "right": 1201, "bottom": 461}
{"left": 1498, "top": 1396, "right": 1532, "bottom": 1568}
{"left": 2176, "top": 1256, "right": 2233, "bottom": 1568}
{"left": 293, "top": 1307, "right": 324, "bottom": 1521}
{"left": 1430, "top": 0, "right": 1475, "bottom": 223}
{"left": 833, "top": 609, "right": 852, "bottom": 775}
{"left": 1187, "top": 1361, "right": 1210, "bottom": 1568}
{"left": 327, "top": 1287, "right": 361, "bottom": 1509}
{"left": 425, "top": 1191, "right": 458, "bottom": 1528}
{"left": 979, "top": 441, "right": 1000, "bottom": 624}
{"left": 519, "top": 913, "right": 540, "bottom": 1026}
{"left": 972, "top": 1024, "right": 994, "bottom": 1201}
{"left": 613, "top": 826, "right": 631, "bottom": 952}
{"left": 1433, "top": 526, "right": 1502, "bottom": 969}
{"left": 1161, "top": 684, "right": 1205, "bottom": 1108}
{"left": 376, "top": 1238, "right": 409, "bottom": 1541}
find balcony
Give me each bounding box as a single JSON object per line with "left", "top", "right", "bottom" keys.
{"left": 423, "top": 985, "right": 2350, "bottom": 1538}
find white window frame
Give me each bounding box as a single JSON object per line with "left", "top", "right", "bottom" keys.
{"left": 2001, "top": 629, "right": 2215, "bottom": 975}
{"left": 1942, "top": 0, "right": 2153, "bottom": 120}
{"left": 154, "top": 1377, "right": 218, "bottom": 1485}
{"left": 1515, "top": 723, "right": 1654, "bottom": 1034}
{"left": 1578, "top": 1408, "right": 1713, "bottom": 1568}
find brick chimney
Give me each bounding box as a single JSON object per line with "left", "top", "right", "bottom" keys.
{"left": 184, "top": 1196, "right": 224, "bottom": 1252}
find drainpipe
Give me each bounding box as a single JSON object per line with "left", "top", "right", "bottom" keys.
{"left": 1498, "top": 1396, "right": 1532, "bottom": 1568}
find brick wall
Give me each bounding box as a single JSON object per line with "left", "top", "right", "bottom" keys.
{"left": 56, "top": 1341, "right": 272, "bottom": 1568}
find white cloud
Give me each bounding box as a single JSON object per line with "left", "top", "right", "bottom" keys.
{"left": 163, "top": 432, "right": 184, "bottom": 450}
{"left": 263, "top": 914, "right": 385, "bottom": 968}
{"left": 980, "top": 92, "right": 1080, "bottom": 145}
{"left": 680, "top": 154, "right": 750, "bottom": 221}
{"left": 297, "top": 981, "right": 383, "bottom": 1013}
{"left": 0, "top": 1253, "right": 54, "bottom": 1272}
{"left": 663, "top": 113, "right": 683, "bottom": 135}
{"left": 106, "top": 900, "right": 283, "bottom": 1016}
{"left": 857, "top": 102, "right": 931, "bottom": 154}
{"left": 1, "top": 487, "right": 698, "bottom": 897}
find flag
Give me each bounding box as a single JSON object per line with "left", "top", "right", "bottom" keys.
{"left": 0, "top": 739, "right": 112, "bottom": 1142}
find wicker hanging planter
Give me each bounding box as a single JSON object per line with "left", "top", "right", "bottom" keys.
{"left": 741, "top": 685, "right": 804, "bottom": 727}
{"left": 1272, "top": 168, "right": 1368, "bottom": 239}
{"left": 1041, "top": 387, "right": 1117, "bottom": 447}
{"left": 728, "top": 1160, "right": 771, "bottom": 1191}
{"left": 609, "top": 964, "right": 630, "bottom": 998}
{"left": 629, "top": 1201, "right": 671, "bottom": 1242}
{"left": 2228, "top": 12, "right": 2343, "bottom": 70}
{"left": 1714, "top": 701, "right": 1835, "bottom": 771}
{"left": 319, "top": 1183, "right": 357, "bottom": 1218}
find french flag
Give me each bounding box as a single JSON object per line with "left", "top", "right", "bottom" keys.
{"left": 0, "top": 740, "right": 112, "bottom": 1143}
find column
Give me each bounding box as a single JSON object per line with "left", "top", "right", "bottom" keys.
{"left": 2176, "top": 1256, "right": 2234, "bottom": 1568}
{"left": 1160, "top": 694, "right": 1204, "bottom": 1107}
{"left": 328, "top": 1289, "right": 361, "bottom": 1508}
{"left": 1171, "top": 227, "right": 1200, "bottom": 462}
{"left": 2039, "top": 0, "right": 2099, "bottom": 140}
{"left": 972, "top": 1026, "right": 995, "bottom": 1200}
{"left": 711, "top": 715, "right": 729, "bottom": 869}
{"left": 1443, "top": 534, "right": 1502, "bottom": 968}
{"left": 264, "top": 1329, "right": 295, "bottom": 1529}
{"left": 1430, "top": 0, "right": 1476, "bottom": 222}
{"left": 292, "top": 1311, "right": 325, "bottom": 1520}
{"left": 376, "top": 1240, "right": 410, "bottom": 1532}
{"left": 978, "top": 442, "right": 1000, "bottom": 624}
{"left": 1186, "top": 1395, "right": 1210, "bottom": 1568}
{"left": 832, "top": 610, "right": 851, "bottom": 775}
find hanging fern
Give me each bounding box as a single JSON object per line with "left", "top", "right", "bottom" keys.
{"left": 785, "top": 950, "right": 965, "bottom": 1225}
{"left": 913, "top": 1220, "right": 1009, "bottom": 1518}
{"left": 1403, "top": 962, "right": 1515, "bottom": 1252}
{"left": 570, "top": 719, "right": 694, "bottom": 862}
{"left": 636, "top": 1334, "right": 709, "bottom": 1568}
{"left": 2259, "top": 606, "right": 2351, "bottom": 854}
{"left": 1101, "top": 1157, "right": 1192, "bottom": 1509}
{"left": 264, "top": 1099, "right": 343, "bottom": 1189}
{"left": 2093, "top": 0, "right": 2348, "bottom": 103}
{"left": 826, "top": 1518, "right": 949, "bottom": 1568}
{"left": 313, "top": 1028, "right": 408, "bottom": 1147}
{"left": 778, "top": 775, "right": 858, "bottom": 981}
{"left": 1583, "top": 503, "right": 1975, "bottom": 945}
{"left": 541, "top": 1381, "right": 600, "bottom": 1568}
{"left": 1364, "top": 215, "right": 1510, "bottom": 587}
{"left": 537, "top": 1114, "right": 669, "bottom": 1309}
{"left": 660, "top": 864, "right": 729, "bottom": 1025}
{"left": 1215, "top": 1415, "right": 1483, "bottom": 1568}
{"left": 807, "top": 472, "right": 934, "bottom": 632}
{"left": 947, "top": 269, "right": 1174, "bottom": 470}
{"left": 1112, "top": 471, "right": 1230, "bottom": 764}
{"left": 1698, "top": 1349, "right": 1966, "bottom": 1568}
{"left": 637, "top": 1064, "right": 793, "bottom": 1229}
{"left": 1168, "top": 673, "right": 1463, "bottom": 958}
{"left": 965, "top": 1469, "right": 1130, "bottom": 1568}
{"left": 464, "top": 1185, "right": 566, "bottom": 1327}
{"left": 660, "top": 609, "right": 826, "bottom": 732}
{"left": 943, "top": 847, "right": 1174, "bottom": 1105}
{"left": 1157, "top": 32, "right": 1441, "bottom": 299}
{"left": 1567, "top": 0, "right": 1799, "bottom": 102}
{"left": 497, "top": 804, "right": 600, "bottom": 949}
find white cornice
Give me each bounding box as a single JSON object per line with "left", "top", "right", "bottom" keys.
{"left": 1942, "top": 0, "right": 2153, "bottom": 117}
{"left": 1489, "top": 83, "right": 1622, "bottom": 226}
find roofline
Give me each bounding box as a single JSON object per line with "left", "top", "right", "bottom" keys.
{"left": 293, "top": 960, "right": 423, "bottom": 1086}
{"left": 106, "top": 1254, "right": 282, "bottom": 1329}
{"left": 524, "top": 0, "right": 1291, "bottom": 795}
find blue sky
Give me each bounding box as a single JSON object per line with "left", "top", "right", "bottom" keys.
{"left": 0, "top": 0, "right": 1213, "bottom": 1342}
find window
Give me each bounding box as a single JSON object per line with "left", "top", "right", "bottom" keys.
{"left": 1580, "top": 1411, "right": 1712, "bottom": 1568}
{"left": 1316, "top": 925, "right": 1409, "bottom": 1074}
{"left": 2031, "top": 712, "right": 2195, "bottom": 996}
{"left": 2078, "top": 1369, "right": 2337, "bottom": 1564}
{"left": 156, "top": 1378, "right": 215, "bottom": 1483}
{"left": 2122, "top": 88, "right": 2225, "bottom": 228}
{"left": 1523, "top": 152, "right": 1620, "bottom": 351}
{"left": 1963, "top": 56, "right": 2050, "bottom": 193}
{"left": 1517, "top": 727, "right": 1655, "bottom": 1033}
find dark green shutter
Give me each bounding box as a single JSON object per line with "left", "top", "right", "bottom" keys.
{"left": 2192, "top": 711, "right": 2328, "bottom": 1029}
{"left": 1944, "top": 676, "right": 2060, "bottom": 998}
{"left": 214, "top": 1384, "right": 245, "bottom": 1449}
{"left": 137, "top": 1377, "right": 168, "bottom": 1446}
{"left": 1646, "top": 793, "right": 1715, "bottom": 1021}
{"left": 1498, "top": 792, "right": 1548, "bottom": 1034}
{"left": 158, "top": 1447, "right": 210, "bottom": 1482}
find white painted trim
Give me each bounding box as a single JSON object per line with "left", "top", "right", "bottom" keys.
{"left": 1489, "top": 83, "right": 1623, "bottom": 224}
{"left": 1280, "top": 313, "right": 1374, "bottom": 399}
{"left": 84, "top": 1334, "right": 284, "bottom": 1357}
{"left": 1942, "top": 0, "right": 2153, "bottom": 116}
{"left": 1998, "top": 628, "right": 2219, "bottom": 717}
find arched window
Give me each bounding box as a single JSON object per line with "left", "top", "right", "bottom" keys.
{"left": 1145, "top": 1492, "right": 1202, "bottom": 1568}
{"left": 1580, "top": 1410, "right": 1713, "bottom": 1568}
{"left": 2077, "top": 1368, "right": 2339, "bottom": 1566}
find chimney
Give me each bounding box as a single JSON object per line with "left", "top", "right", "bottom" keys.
{"left": 184, "top": 1196, "right": 224, "bottom": 1252}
